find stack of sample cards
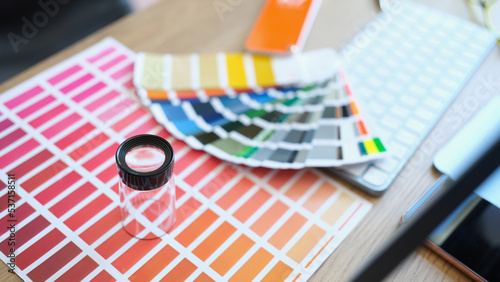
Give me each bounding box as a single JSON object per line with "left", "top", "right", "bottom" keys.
{"left": 133, "top": 49, "right": 337, "bottom": 96}
{"left": 133, "top": 50, "right": 387, "bottom": 169}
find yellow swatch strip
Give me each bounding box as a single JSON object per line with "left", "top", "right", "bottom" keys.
{"left": 226, "top": 53, "right": 247, "bottom": 89}
{"left": 198, "top": 54, "right": 219, "bottom": 89}
{"left": 320, "top": 192, "right": 356, "bottom": 225}
{"left": 171, "top": 55, "right": 191, "bottom": 90}
{"left": 363, "top": 139, "right": 378, "bottom": 155}
{"left": 142, "top": 53, "right": 164, "bottom": 90}
{"left": 252, "top": 54, "right": 275, "bottom": 87}
{"left": 350, "top": 101, "right": 359, "bottom": 115}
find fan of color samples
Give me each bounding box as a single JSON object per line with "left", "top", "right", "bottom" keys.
{"left": 133, "top": 50, "right": 387, "bottom": 168}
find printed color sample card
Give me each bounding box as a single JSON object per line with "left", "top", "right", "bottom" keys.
{"left": 134, "top": 49, "right": 386, "bottom": 169}
{"left": 0, "top": 38, "right": 371, "bottom": 281}
{"left": 133, "top": 49, "right": 337, "bottom": 94}
{"left": 141, "top": 73, "right": 386, "bottom": 169}
{"left": 245, "top": 0, "right": 322, "bottom": 54}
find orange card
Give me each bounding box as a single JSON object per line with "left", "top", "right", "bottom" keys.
{"left": 245, "top": 0, "right": 322, "bottom": 54}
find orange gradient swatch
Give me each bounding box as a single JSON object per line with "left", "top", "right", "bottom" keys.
{"left": 216, "top": 177, "right": 254, "bottom": 210}
{"left": 268, "top": 170, "right": 294, "bottom": 190}
{"left": 112, "top": 234, "right": 161, "bottom": 273}
{"left": 194, "top": 272, "right": 216, "bottom": 282}
{"left": 129, "top": 245, "right": 179, "bottom": 282}
{"left": 286, "top": 225, "right": 326, "bottom": 263}
{"left": 268, "top": 213, "right": 307, "bottom": 250}
{"left": 193, "top": 222, "right": 236, "bottom": 261}
{"left": 176, "top": 209, "right": 218, "bottom": 247}
{"left": 285, "top": 171, "right": 319, "bottom": 201}
{"left": 146, "top": 90, "right": 169, "bottom": 100}
{"left": 261, "top": 261, "right": 294, "bottom": 282}
{"left": 250, "top": 200, "right": 288, "bottom": 236}
{"left": 350, "top": 102, "right": 359, "bottom": 115}
{"left": 210, "top": 235, "right": 254, "bottom": 276}
{"left": 200, "top": 166, "right": 238, "bottom": 198}
{"left": 95, "top": 220, "right": 143, "bottom": 259}
{"left": 321, "top": 192, "right": 356, "bottom": 226}
{"left": 185, "top": 157, "right": 222, "bottom": 187}
{"left": 303, "top": 181, "right": 337, "bottom": 213}
{"left": 229, "top": 248, "right": 273, "bottom": 281}
{"left": 233, "top": 189, "right": 271, "bottom": 223}
{"left": 172, "top": 197, "right": 202, "bottom": 230}
{"left": 305, "top": 235, "right": 335, "bottom": 268}
{"left": 159, "top": 258, "right": 197, "bottom": 282}
{"left": 357, "top": 120, "right": 368, "bottom": 135}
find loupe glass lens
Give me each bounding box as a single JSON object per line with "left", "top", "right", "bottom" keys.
{"left": 125, "top": 145, "right": 165, "bottom": 172}
{"left": 116, "top": 135, "right": 176, "bottom": 239}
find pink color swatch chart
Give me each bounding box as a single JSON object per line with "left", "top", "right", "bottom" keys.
{"left": 0, "top": 38, "right": 371, "bottom": 281}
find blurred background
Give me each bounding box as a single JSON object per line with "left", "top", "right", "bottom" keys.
{"left": 0, "top": 0, "right": 161, "bottom": 84}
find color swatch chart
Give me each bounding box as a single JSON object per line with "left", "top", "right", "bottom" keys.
{"left": 0, "top": 38, "right": 371, "bottom": 281}
{"left": 143, "top": 76, "right": 386, "bottom": 169}
{"left": 134, "top": 49, "right": 337, "bottom": 94}
{"left": 134, "top": 51, "right": 386, "bottom": 169}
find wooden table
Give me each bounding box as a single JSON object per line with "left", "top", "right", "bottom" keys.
{"left": 1, "top": 0, "right": 498, "bottom": 281}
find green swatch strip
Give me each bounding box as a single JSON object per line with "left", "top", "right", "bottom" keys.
{"left": 236, "top": 146, "right": 259, "bottom": 158}
{"left": 373, "top": 138, "right": 386, "bottom": 152}
{"left": 245, "top": 109, "right": 267, "bottom": 119}
{"left": 212, "top": 138, "right": 246, "bottom": 155}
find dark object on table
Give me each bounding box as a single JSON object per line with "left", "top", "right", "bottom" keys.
{"left": 0, "top": 0, "right": 131, "bottom": 83}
